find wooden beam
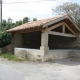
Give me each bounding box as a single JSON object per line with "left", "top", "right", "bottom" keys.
{"left": 46, "top": 22, "right": 64, "bottom": 31}
{"left": 64, "top": 22, "right": 76, "bottom": 35}
{"left": 43, "top": 22, "right": 76, "bottom": 37}
{"left": 67, "top": 17, "right": 80, "bottom": 31}
{"left": 17, "top": 28, "right": 42, "bottom": 33}
{"left": 48, "top": 31, "right": 76, "bottom": 37}
{"left": 62, "top": 24, "right": 65, "bottom": 33}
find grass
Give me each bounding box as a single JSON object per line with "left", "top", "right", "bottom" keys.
{"left": 0, "top": 53, "right": 28, "bottom": 62}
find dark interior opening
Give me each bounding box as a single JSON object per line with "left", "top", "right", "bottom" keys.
{"left": 22, "top": 31, "right": 41, "bottom": 49}
{"left": 51, "top": 25, "right": 62, "bottom": 32}
{"left": 49, "top": 34, "right": 76, "bottom": 49}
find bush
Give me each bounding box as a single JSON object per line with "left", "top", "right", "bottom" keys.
{"left": 0, "top": 30, "right": 11, "bottom": 48}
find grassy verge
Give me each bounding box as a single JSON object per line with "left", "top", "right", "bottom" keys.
{"left": 0, "top": 53, "right": 28, "bottom": 62}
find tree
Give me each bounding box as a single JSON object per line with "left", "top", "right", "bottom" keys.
{"left": 33, "top": 18, "right": 37, "bottom": 21}
{"left": 2, "top": 18, "right": 14, "bottom": 30}
{"left": 2, "top": 19, "right": 7, "bottom": 30}
{"left": 52, "top": 2, "right": 80, "bottom": 27}
{"left": 2, "top": 19, "right": 7, "bottom": 27}
{"left": 23, "top": 17, "right": 29, "bottom": 23}
{"left": 15, "top": 20, "right": 23, "bottom": 26}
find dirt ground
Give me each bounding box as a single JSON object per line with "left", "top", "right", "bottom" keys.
{"left": 0, "top": 58, "right": 80, "bottom": 80}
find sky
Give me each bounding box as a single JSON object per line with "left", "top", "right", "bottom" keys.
{"left": 2, "top": 0, "right": 80, "bottom": 22}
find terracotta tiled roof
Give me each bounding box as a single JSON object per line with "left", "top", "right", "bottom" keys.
{"left": 7, "top": 14, "right": 68, "bottom": 32}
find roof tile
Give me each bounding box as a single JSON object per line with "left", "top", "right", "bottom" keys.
{"left": 7, "top": 14, "right": 68, "bottom": 32}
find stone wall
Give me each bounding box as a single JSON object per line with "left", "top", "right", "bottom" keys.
{"left": 14, "top": 48, "right": 44, "bottom": 61}
{"left": 14, "top": 48, "right": 80, "bottom": 61}
{"left": 14, "top": 48, "right": 71, "bottom": 61}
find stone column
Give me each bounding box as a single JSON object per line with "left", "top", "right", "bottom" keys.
{"left": 40, "top": 32, "right": 49, "bottom": 61}
{"left": 40, "top": 32, "right": 49, "bottom": 50}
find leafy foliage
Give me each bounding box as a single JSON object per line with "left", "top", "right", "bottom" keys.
{"left": 23, "top": 17, "right": 29, "bottom": 23}
{"left": 52, "top": 2, "right": 80, "bottom": 27}
{"left": 0, "top": 31, "right": 11, "bottom": 48}
{"left": 15, "top": 20, "right": 23, "bottom": 26}
{"left": 33, "top": 18, "right": 37, "bottom": 21}
{"left": 2, "top": 19, "right": 7, "bottom": 27}
{"left": 2, "top": 19, "right": 14, "bottom": 30}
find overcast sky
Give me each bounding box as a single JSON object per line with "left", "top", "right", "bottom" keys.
{"left": 2, "top": 0, "right": 80, "bottom": 22}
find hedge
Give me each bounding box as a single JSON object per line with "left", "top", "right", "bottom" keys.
{"left": 0, "top": 31, "right": 11, "bottom": 48}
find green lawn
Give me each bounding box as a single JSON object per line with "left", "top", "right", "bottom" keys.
{"left": 0, "top": 53, "right": 28, "bottom": 62}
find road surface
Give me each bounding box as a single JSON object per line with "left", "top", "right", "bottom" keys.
{"left": 0, "top": 58, "right": 80, "bottom": 80}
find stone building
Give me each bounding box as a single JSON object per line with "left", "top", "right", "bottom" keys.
{"left": 7, "top": 14, "right": 80, "bottom": 61}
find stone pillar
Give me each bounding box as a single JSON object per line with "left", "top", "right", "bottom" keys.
{"left": 40, "top": 32, "right": 49, "bottom": 61}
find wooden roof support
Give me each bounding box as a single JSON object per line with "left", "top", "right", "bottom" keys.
{"left": 62, "top": 24, "right": 65, "bottom": 33}
{"left": 48, "top": 31, "right": 76, "bottom": 37}
{"left": 67, "top": 17, "right": 80, "bottom": 31}
{"left": 46, "top": 22, "right": 63, "bottom": 31}
{"left": 43, "top": 22, "right": 77, "bottom": 37}
{"left": 64, "top": 22, "right": 76, "bottom": 35}
{"left": 17, "top": 27, "right": 42, "bottom": 33}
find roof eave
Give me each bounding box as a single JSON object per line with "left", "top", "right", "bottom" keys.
{"left": 67, "top": 16, "right": 80, "bottom": 32}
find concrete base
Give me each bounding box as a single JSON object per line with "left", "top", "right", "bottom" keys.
{"left": 14, "top": 48, "right": 44, "bottom": 61}
{"left": 14, "top": 48, "right": 80, "bottom": 61}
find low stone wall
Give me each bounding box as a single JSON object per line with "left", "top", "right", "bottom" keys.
{"left": 69, "top": 50, "right": 80, "bottom": 58}
{"left": 14, "top": 48, "right": 44, "bottom": 61}
{"left": 14, "top": 48, "right": 80, "bottom": 61}
{"left": 43, "top": 50, "right": 71, "bottom": 61}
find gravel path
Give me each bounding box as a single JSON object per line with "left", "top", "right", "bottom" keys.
{"left": 0, "top": 58, "right": 80, "bottom": 80}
